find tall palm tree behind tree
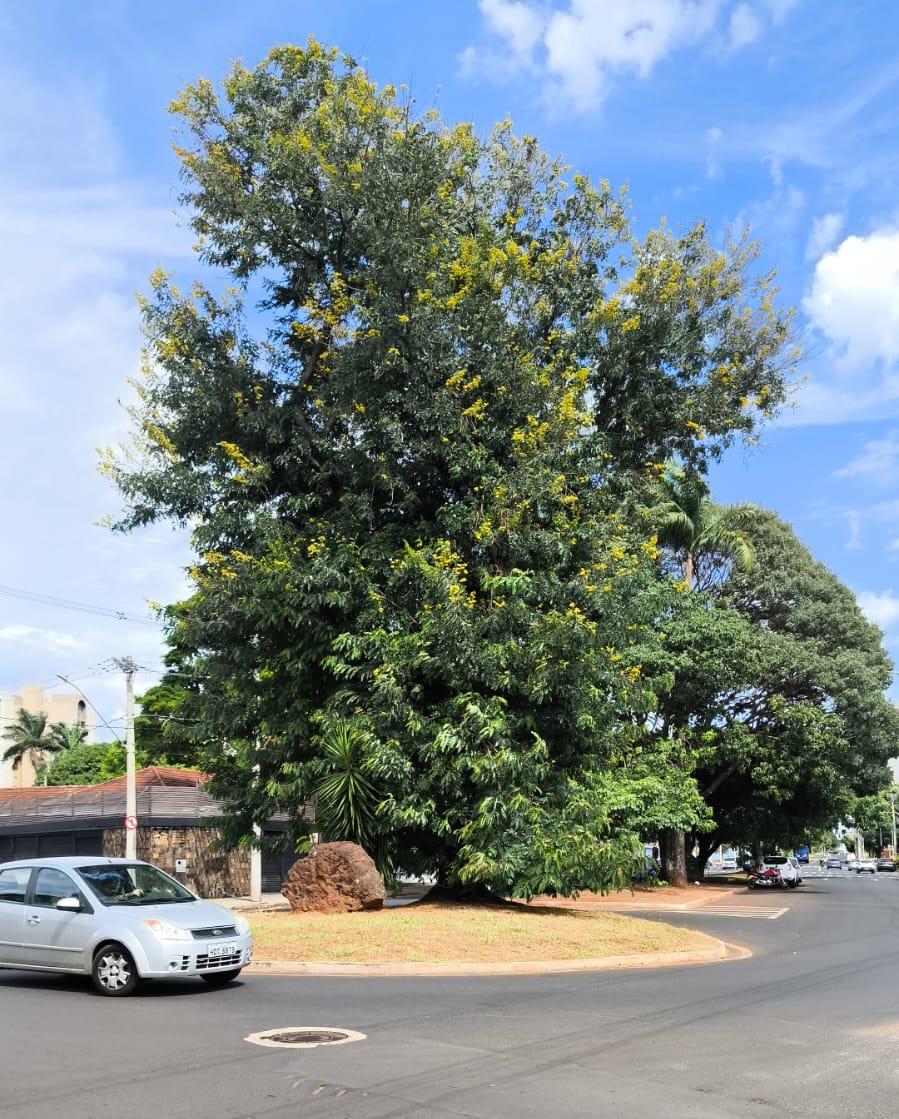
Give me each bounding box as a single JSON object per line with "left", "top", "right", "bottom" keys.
{"left": 651, "top": 462, "right": 757, "bottom": 886}
{"left": 654, "top": 461, "right": 756, "bottom": 590}
{"left": 47, "top": 722, "right": 89, "bottom": 753}
{"left": 2, "top": 709, "right": 62, "bottom": 783}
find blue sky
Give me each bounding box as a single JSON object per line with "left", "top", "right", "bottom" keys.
{"left": 3, "top": 0, "right": 899, "bottom": 730}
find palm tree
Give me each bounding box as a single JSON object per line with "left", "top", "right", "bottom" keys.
{"left": 314, "top": 722, "right": 388, "bottom": 876}
{"left": 651, "top": 462, "right": 757, "bottom": 886}
{"left": 2, "top": 709, "right": 61, "bottom": 781}
{"left": 47, "top": 722, "right": 89, "bottom": 752}
{"left": 654, "top": 461, "right": 755, "bottom": 590}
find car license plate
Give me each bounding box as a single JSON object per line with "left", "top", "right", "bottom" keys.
{"left": 208, "top": 942, "right": 237, "bottom": 958}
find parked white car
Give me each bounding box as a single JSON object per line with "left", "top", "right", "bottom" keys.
{"left": 761, "top": 855, "right": 800, "bottom": 887}
{"left": 0, "top": 857, "right": 252, "bottom": 996}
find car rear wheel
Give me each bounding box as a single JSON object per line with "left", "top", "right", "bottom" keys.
{"left": 92, "top": 944, "right": 140, "bottom": 997}
{"left": 200, "top": 968, "right": 242, "bottom": 986}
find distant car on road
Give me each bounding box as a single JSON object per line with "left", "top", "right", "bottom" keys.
{"left": 876, "top": 857, "right": 895, "bottom": 872}
{"left": 847, "top": 858, "right": 858, "bottom": 871}
{"left": 721, "top": 856, "right": 737, "bottom": 871}
{"left": 787, "top": 856, "right": 803, "bottom": 883}
{"left": 825, "top": 854, "right": 844, "bottom": 869}
{"left": 856, "top": 858, "right": 877, "bottom": 875}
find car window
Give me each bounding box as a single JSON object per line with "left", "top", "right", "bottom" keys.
{"left": 0, "top": 867, "right": 31, "bottom": 903}
{"left": 764, "top": 857, "right": 788, "bottom": 865}
{"left": 33, "top": 868, "right": 79, "bottom": 908}
{"left": 77, "top": 863, "right": 194, "bottom": 906}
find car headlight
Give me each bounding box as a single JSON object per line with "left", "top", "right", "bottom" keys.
{"left": 143, "top": 918, "right": 192, "bottom": 942}
{"left": 234, "top": 915, "right": 251, "bottom": 937}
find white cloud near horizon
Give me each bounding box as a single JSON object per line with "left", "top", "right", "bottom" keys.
{"left": 856, "top": 590, "right": 899, "bottom": 631}
{"left": 459, "top": 0, "right": 790, "bottom": 112}
{"left": 0, "top": 67, "right": 192, "bottom": 701}
{"left": 0, "top": 625, "right": 84, "bottom": 653}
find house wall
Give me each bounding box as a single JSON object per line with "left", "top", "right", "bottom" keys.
{"left": 103, "top": 826, "right": 250, "bottom": 898}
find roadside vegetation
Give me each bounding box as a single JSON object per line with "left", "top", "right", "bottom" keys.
{"left": 101, "top": 39, "right": 898, "bottom": 899}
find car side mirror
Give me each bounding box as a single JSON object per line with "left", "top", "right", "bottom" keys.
{"left": 56, "top": 896, "right": 82, "bottom": 913}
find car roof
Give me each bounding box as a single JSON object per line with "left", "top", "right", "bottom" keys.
{"left": 0, "top": 857, "right": 145, "bottom": 870}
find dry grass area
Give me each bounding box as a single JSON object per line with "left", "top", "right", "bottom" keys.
{"left": 248, "top": 901, "right": 710, "bottom": 964}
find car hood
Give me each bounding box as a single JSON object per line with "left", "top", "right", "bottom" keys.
{"left": 106, "top": 899, "right": 241, "bottom": 930}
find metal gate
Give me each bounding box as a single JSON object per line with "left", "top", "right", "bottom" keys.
{"left": 0, "top": 830, "right": 104, "bottom": 863}
{"left": 261, "top": 829, "right": 301, "bottom": 893}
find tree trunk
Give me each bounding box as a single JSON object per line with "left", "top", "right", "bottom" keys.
{"left": 696, "top": 833, "right": 719, "bottom": 872}
{"left": 684, "top": 550, "right": 694, "bottom": 589}
{"left": 662, "top": 828, "right": 687, "bottom": 887}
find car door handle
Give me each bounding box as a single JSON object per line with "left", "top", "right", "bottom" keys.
{"left": 25, "top": 916, "right": 41, "bottom": 926}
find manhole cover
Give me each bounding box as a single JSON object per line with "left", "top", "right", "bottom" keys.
{"left": 245, "top": 1026, "right": 366, "bottom": 1049}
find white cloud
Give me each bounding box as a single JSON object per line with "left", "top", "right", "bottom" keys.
{"left": 460, "top": 0, "right": 787, "bottom": 111}
{"left": 783, "top": 374, "right": 899, "bottom": 427}
{"left": 482, "top": 0, "right": 545, "bottom": 61}
{"left": 856, "top": 590, "right": 899, "bottom": 631}
{"left": 728, "top": 4, "right": 762, "bottom": 50}
{"left": 0, "top": 625, "right": 84, "bottom": 653}
{"left": 0, "top": 68, "right": 191, "bottom": 701}
{"left": 836, "top": 432, "right": 899, "bottom": 485}
{"left": 805, "top": 212, "right": 844, "bottom": 261}
{"left": 804, "top": 228, "right": 899, "bottom": 369}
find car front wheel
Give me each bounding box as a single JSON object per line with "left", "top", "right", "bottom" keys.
{"left": 92, "top": 944, "right": 140, "bottom": 997}
{"left": 200, "top": 969, "right": 242, "bottom": 986}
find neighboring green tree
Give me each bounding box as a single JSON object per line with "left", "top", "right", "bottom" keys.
{"left": 105, "top": 42, "right": 794, "bottom": 897}
{"left": 650, "top": 463, "right": 757, "bottom": 884}
{"left": 2, "top": 709, "right": 60, "bottom": 780}
{"left": 45, "top": 741, "right": 126, "bottom": 786}
{"left": 134, "top": 679, "right": 202, "bottom": 769}
{"left": 674, "top": 510, "right": 898, "bottom": 862}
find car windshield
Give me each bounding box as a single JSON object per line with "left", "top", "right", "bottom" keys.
{"left": 764, "top": 857, "right": 788, "bottom": 865}
{"left": 77, "top": 864, "right": 195, "bottom": 906}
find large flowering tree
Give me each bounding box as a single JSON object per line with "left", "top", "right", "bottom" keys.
{"left": 107, "top": 41, "right": 794, "bottom": 895}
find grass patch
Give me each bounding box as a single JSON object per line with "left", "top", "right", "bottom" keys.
{"left": 248, "top": 902, "right": 711, "bottom": 964}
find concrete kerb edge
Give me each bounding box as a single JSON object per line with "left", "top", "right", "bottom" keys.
{"left": 245, "top": 935, "right": 751, "bottom": 977}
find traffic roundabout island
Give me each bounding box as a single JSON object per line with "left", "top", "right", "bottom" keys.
{"left": 243, "top": 899, "right": 745, "bottom": 976}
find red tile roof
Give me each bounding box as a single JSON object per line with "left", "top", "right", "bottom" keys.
{"left": 0, "top": 766, "right": 206, "bottom": 801}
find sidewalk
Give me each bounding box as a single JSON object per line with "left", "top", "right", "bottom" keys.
{"left": 527, "top": 881, "right": 743, "bottom": 912}
{"left": 216, "top": 883, "right": 429, "bottom": 912}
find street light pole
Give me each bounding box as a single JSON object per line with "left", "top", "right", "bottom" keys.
{"left": 890, "top": 793, "right": 897, "bottom": 855}
{"left": 114, "top": 657, "right": 138, "bottom": 859}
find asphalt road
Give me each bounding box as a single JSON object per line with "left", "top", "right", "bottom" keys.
{"left": 4, "top": 872, "right": 899, "bottom": 1119}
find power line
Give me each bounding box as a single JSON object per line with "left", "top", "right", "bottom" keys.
{"left": 0, "top": 585, "right": 159, "bottom": 626}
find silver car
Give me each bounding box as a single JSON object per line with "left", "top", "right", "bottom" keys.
{"left": 0, "top": 857, "right": 252, "bottom": 996}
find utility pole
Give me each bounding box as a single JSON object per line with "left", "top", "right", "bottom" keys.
{"left": 889, "top": 793, "right": 897, "bottom": 855}
{"left": 114, "top": 657, "right": 137, "bottom": 859}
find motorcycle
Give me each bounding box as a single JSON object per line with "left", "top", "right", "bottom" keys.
{"left": 747, "top": 866, "right": 788, "bottom": 890}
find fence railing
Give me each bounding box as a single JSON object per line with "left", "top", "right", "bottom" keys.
{"left": 0, "top": 786, "right": 222, "bottom": 822}
{"left": 0, "top": 785, "right": 304, "bottom": 824}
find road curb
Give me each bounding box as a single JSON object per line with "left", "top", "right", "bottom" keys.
{"left": 245, "top": 934, "right": 747, "bottom": 977}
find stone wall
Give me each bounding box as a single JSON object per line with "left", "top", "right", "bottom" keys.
{"left": 103, "top": 826, "right": 250, "bottom": 898}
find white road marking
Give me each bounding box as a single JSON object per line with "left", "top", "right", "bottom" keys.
{"left": 691, "top": 905, "right": 789, "bottom": 920}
